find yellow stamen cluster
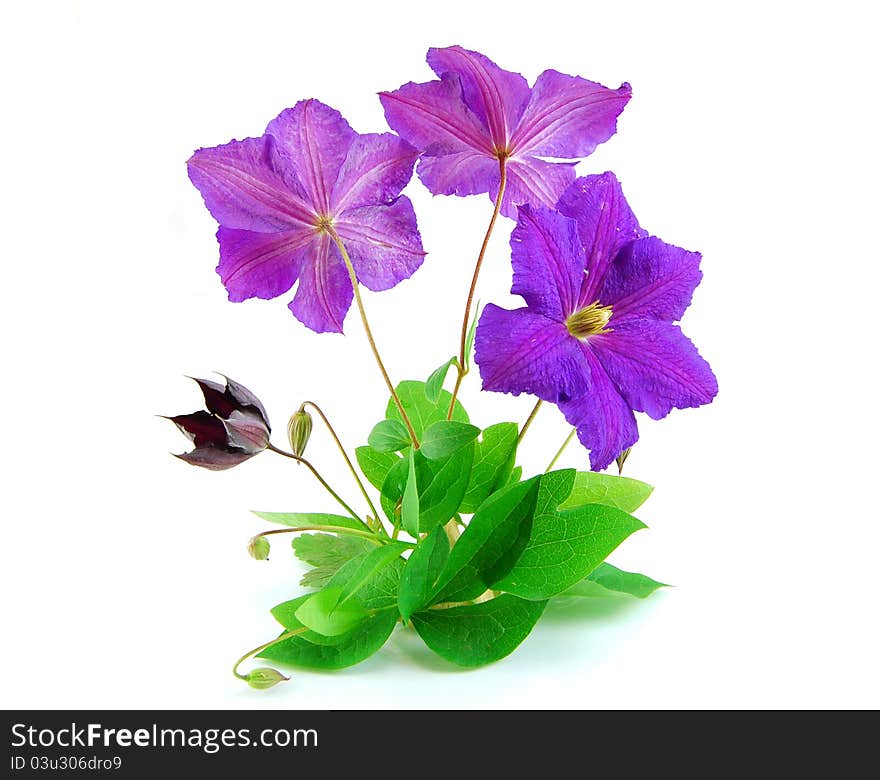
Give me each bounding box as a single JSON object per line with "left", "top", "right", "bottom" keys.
{"left": 565, "top": 301, "right": 613, "bottom": 339}
{"left": 315, "top": 214, "right": 334, "bottom": 232}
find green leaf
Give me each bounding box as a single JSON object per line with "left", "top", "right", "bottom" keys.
{"left": 380, "top": 444, "right": 475, "bottom": 534}
{"left": 411, "top": 595, "right": 545, "bottom": 667}
{"left": 398, "top": 526, "right": 450, "bottom": 620}
{"left": 460, "top": 422, "right": 519, "bottom": 513}
{"left": 291, "top": 533, "right": 375, "bottom": 589}
{"left": 327, "top": 549, "right": 405, "bottom": 611}
{"left": 355, "top": 446, "right": 401, "bottom": 491}
{"left": 492, "top": 470, "right": 647, "bottom": 600}
{"left": 335, "top": 542, "right": 409, "bottom": 605}
{"left": 420, "top": 420, "right": 481, "bottom": 460}
{"left": 251, "top": 511, "right": 366, "bottom": 532}
{"left": 293, "top": 587, "right": 369, "bottom": 637}
{"left": 367, "top": 419, "right": 411, "bottom": 453}
{"left": 560, "top": 562, "right": 667, "bottom": 600}
{"left": 506, "top": 466, "right": 523, "bottom": 485}
{"left": 432, "top": 477, "right": 540, "bottom": 604}
{"left": 386, "top": 380, "right": 468, "bottom": 440}
{"left": 463, "top": 301, "right": 480, "bottom": 373}
{"left": 401, "top": 449, "right": 420, "bottom": 537}
{"left": 262, "top": 601, "right": 397, "bottom": 669}
{"left": 425, "top": 357, "right": 457, "bottom": 403}
{"left": 560, "top": 471, "right": 654, "bottom": 513}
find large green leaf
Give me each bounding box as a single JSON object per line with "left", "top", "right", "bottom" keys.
{"left": 293, "top": 587, "right": 368, "bottom": 636}
{"left": 291, "top": 533, "right": 375, "bottom": 588}
{"left": 560, "top": 562, "right": 667, "bottom": 599}
{"left": 381, "top": 444, "right": 474, "bottom": 534}
{"left": 459, "top": 422, "right": 519, "bottom": 513}
{"left": 398, "top": 526, "right": 450, "bottom": 620}
{"left": 411, "top": 595, "right": 546, "bottom": 667}
{"left": 420, "top": 420, "right": 480, "bottom": 460}
{"left": 492, "top": 470, "right": 647, "bottom": 600}
{"left": 261, "top": 605, "right": 397, "bottom": 669}
{"left": 335, "top": 542, "right": 409, "bottom": 605}
{"left": 401, "top": 449, "right": 420, "bottom": 537}
{"left": 252, "top": 511, "right": 367, "bottom": 532}
{"left": 431, "top": 477, "right": 540, "bottom": 604}
{"left": 385, "top": 380, "right": 468, "bottom": 440}
{"left": 367, "top": 419, "right": 411, "bottom": 453}
{"left": 560, "top": 471, "right": 654, "bottom": 513}
{"left": 355, "top": 446, "right": 401, "bottom": 491}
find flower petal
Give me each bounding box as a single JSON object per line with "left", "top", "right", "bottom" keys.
{"left": 334, "top": 198, "right": 425, "bottom": 292}
{"left": 287, "top": 233, "right": 352, "bottom": 334}
{"left": 222, "top": 409, "right": 269, "bottom": 454}
{"left": 558, "top": 349, "right": 638, "bottom": 472}
{"left": 511, "top": 70, "right": 631, "bottom": 158}
{"left": 592, "top": 319, "right": 718, "bottom": 420}
{"left": 475, "top": 305, "right": 589, "bottom": 402}
{"left": 169, "top": 411, "right": 229, "bottom": 448}
{"left": 557, "top": 172, "right": 646, "bottom": 305}
{"left": 502, "top": 156, "right": 576, "bottom": 218}
{"left": 510, "top": 204, "right": 584, "bottom": 321}
{"left": 265, "top": 100, "right": 356, "bottom": 214}
{"left": 416, "top": 149, "right": 500, "bottom": 197}
{"left": 190, "top": 377, "right": 236, "bottom": 418}
{"left": 187, "top": 136, "right": 315, "bottom": 231}
{"left": 216, "top": 227, "right": 312, "bottom": 302}
{"left": 380, "top": 74, "right": 491, "bottom": 155}
{"left": 426, "top": 46, "right": 531, "bottom": 147}
{"left": 600, "top": 236, "right": 703, "bottom": 322}
{"left": 331, "top": 133, "right": 418, "bottom": 212}
{"left": 175, "top": 446, "right": 253, "bottom": 471}
{"left": 221, "top": 375, "right": 270, "bottom": 429}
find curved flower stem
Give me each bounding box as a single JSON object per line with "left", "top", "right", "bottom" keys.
{"left": 267, "top": 443, "right": 368, "bottom": 530}
{"left": 545, "top": 430, "right": 576, "bottom": 473}
{"left": 517, "top": 399, "right": 543, "bottom": 445}
{"left": 301, "top": 400, "right": 383, "bottom": 530}
{"left": 326, "top": 228, "right": 419, "bottom": 449}
{"left": 447, "top": 157, "right": 508, "bottom": 419}
{"left": 232, "top": 627, "right": 309, "bottom": 681}
{"left": 252, "top": 525, "right": 383, "bottom": 544}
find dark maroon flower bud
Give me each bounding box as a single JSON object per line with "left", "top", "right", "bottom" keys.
{"left": 166, "top": 376, "right": 271, "bottom": 470}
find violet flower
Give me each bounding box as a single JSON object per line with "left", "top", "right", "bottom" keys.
{"left": 168, "top": 376, "right": 270, "bottom": 470}
{"left": 188, "top": 100, "right": 425, "bottom": 333}
{"left": 380, "top": 46, "right": 630, "bottom": 217}
{"left": 474, "top": 173, "right": 718, "bottom": 471}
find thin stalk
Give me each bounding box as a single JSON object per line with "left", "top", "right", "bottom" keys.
{"left": 447, "top": 157, "right": 508, "bottom": 418}
{"left": 302, "top": 400, "right": 382, "bottom": 529}
{"left": 252, "top": 526, "right": 382, "bottom": 544}
{"left": 517, "top": 399, "right": 543, "bottom": 445}
{"left": 545, "top": 430, "right": 576, "bottom": 473}
{"left": 232, "top": 627, "right": 308, "bottom": 681}
{"left": 267, "top": 443, "right": 366, "bottom": 529}
{"left": 327, "top": 228, "right": 419, "bottom": 448}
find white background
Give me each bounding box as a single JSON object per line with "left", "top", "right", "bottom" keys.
{"left": 2, "top": 0, "right": 877, "bottom": 709}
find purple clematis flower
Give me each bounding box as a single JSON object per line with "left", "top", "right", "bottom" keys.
{"left": 187, "top": 99, "right": 425, "bottom": 333}
{"left": 475, "top": 173, "right": 718, "bottom": 471}
{"left": 380, "top": 46, "right": 630, "bottom": 218}
{"left": 167, "top": 376, "right": 271, "bottom": 470}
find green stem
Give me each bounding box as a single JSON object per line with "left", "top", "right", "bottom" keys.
{"left": 447, "top": 157, "right": 508, "bottom": 419}
{"left": 267, "top": 443, "right": 367, "bottom": 529}
{"left": 545, "top": 430, "right": 576, "bottom": 473}
{"left": 301, "top": 401, "right": 384, "bottom": 535}
{"left": 252, "top": 525, "right": 382, "bottom": 544}
{"left": 327, "top": 229, "right": 419, "bottom": 449}
{"left": 517, "top": 399, "right": 543, "bottom": 445}
{"left": 232, "top": 627, "right": 308, "bottom": 681}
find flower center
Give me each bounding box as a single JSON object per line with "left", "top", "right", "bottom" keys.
{"left": 314, "top": 214, "right": 334, "bottom": 233}
{"left": 493, "top": 146, "right": 511, "bottom": 161}
{"left": 565, "top": 301, "right": 613, "bottom": 339}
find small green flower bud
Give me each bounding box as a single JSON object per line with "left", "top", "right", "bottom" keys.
{"left": 243, "top": 667, "right": 289, "bottom": 690}
{"left": 247, "top": 535, "right": 270, "bottom": 560}
{"left": 616, "top": 447, "right": 632, "bottom": 475}
{"left": 287, "top": 408, "right": 313, "bottom": 457}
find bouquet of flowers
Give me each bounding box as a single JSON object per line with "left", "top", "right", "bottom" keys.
{"left": 167, "top": 46, "right": 716, "bottom": 689}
